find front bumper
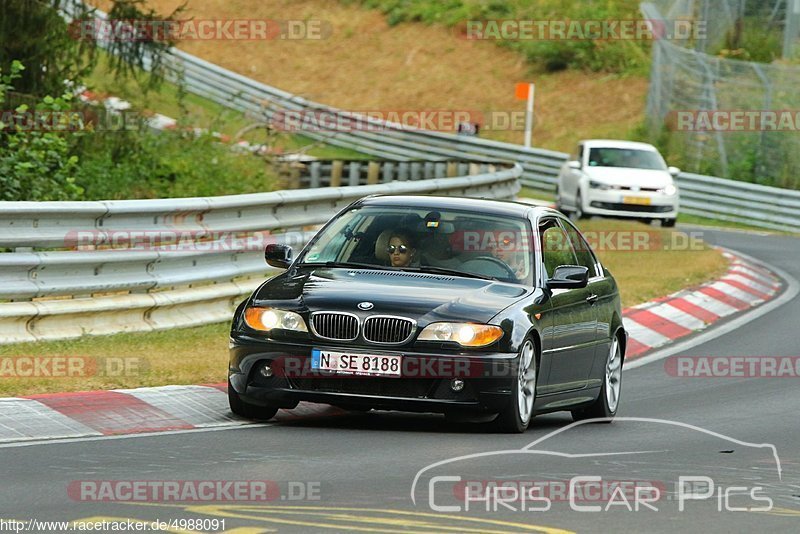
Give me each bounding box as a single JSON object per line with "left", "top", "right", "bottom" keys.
{"left": 229, "top": 336, "right": 518, "bottom": 414}
{"left": 584, "top": 189, "right": 678, "bottom": 219}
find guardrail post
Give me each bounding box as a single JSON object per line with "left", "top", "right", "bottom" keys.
{"left": 410, "top": 162, "right": 421, "bottom": 181}
{"left": 349, "top": 162, "right": 361, "bottom": 186}
{"left": 367, "top": 161, "right": 380, "bottom": 184}
{"left": 310, "top": 161, "right": 322, "bottom": 188}
{"left": 434, "top": 163, "right": 446, "bottom": 178}
{"left": 398, "top": 162, "right": 409, "bottom": 181}
{"left": 330, "top": 160, "right": 343, "bottom": 187}
{"left": 424, "top": 162, "right": 435, "bottom": 179}
{"left": 382, "top": 162, "right": 394, "bottom": 183}
{"left": 458, "top": 163, "right": 469, "bottom": 176}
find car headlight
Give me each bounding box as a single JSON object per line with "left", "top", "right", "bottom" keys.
{"left": 418, "top": 322, "right": 504, "bottom": 347}
{"left": 589, "top": 180, "right": 613, "bottom": 191}
{"left": 244, "top": 307, "right": 308, "bottom": 333}
{"left": 659, "top": 184, "right": 678, "bottom": 196}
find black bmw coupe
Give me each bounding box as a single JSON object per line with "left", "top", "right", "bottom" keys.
{"left": 228, "top": 195, "right": 626, "bottom": 432}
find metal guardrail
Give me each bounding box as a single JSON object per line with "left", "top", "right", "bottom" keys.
{"left": 0, "top": 162, "right": 522, "bottom": 343}
{"left": 677, "top": 173, "right": 800, "bottom": 232}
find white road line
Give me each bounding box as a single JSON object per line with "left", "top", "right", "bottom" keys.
{"left": 0, "top": 421, "right": 269, "bottom": 449}
{"left": 682, "top": 292, "right": 739, "bottom": 317}
{"left": 623, "top": 318, "right": 672, "bottom": 348}
{"left": 647, "top": 302, "right": 707, "bottom": 331}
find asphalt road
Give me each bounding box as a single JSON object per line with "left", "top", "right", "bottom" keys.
{"left": 2, "top": 227, "right": 799, "bottom": 533}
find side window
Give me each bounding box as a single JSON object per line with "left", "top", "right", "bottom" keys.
{"left": 561, "top": 220, "right": 599, "bottom": 276}
{"left": 539, "top": 219, "right": 578, "bottom": 279}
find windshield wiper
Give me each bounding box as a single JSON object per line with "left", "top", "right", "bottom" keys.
{"left": 297, "top": 261, "right": 381, "bottom": 269}
{"left": 407, "top": 266, "right": 493, "bottom": 280}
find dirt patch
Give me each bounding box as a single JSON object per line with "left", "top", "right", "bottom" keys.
{"left": 88, "top": 0, "right": 648, "bottom": 152}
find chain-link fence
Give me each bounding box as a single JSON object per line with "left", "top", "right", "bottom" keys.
{"left": 643, "top": 0, "right": 800, "bottom": 188}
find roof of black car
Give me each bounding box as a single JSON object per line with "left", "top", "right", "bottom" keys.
{"left": 357, "top": 195, "right": 549, "bottom": 218}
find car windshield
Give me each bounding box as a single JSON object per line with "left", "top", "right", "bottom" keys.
{"left": 587, "top": 147, "right": 667, "bottom": 170}
{"left": 298, "top": 204, "right": 535, "bottom": 285}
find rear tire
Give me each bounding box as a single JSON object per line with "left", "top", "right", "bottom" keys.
{"left": 572, "top": 335, "right": 622, "bottom": 423}
{"left": 228, "top": 379, "right": 279, "bottom": 421}
{"left": 494, "top": 339, "right": 537, "bottom": 433}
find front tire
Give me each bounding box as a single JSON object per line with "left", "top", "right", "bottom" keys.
{"left": 661, "top": 218, "right": 676, "bottom": 228}
{"left": 572, "top": 191, "right": 586, "bottom": 220}
{"left": 572, "top": 335, "right": 622, "bottom": 422}
{"left": 228, "top": 379, "right": 279, "bottom": 421}
{"left": 494, "top": 339, "right": 537, "bottom": 433}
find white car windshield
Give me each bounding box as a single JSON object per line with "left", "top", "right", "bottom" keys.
{"left": 587, "top": 147, "right": 667, "bottom": 170}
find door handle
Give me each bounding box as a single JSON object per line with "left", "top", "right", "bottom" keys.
{"left": 586, "top": 294, "right": 599, "bottom": 304}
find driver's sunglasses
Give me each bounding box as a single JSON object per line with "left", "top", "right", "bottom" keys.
{"left": 386, "top": 244, "right": 410, "bottom": 254}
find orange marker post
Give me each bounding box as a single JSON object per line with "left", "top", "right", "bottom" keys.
{"left": 515, "top": 82, "right": 535, "bottom": 148}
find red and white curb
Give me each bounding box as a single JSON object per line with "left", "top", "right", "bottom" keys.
{"left": 0, "top": 251, "right": 783, "bottom": 444}
{"left": 622, "top": 251, "right": 782, "bottom": 361}
{"left": 0, "top": 385, "right": 340, "bottom": 444}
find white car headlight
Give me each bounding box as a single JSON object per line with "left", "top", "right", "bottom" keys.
{"left": 244, "top": 307, "right": 308, "bottom": 332}
{"left": 660, "top": 184, "right": 678, "bottom": 196}
{"left": 589, "top": 180, "right": 613, "bottom": 191}
{"left": 418, "top": 322, "right": 504, "bottom": 347}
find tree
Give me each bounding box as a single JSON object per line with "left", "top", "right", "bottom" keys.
{"left": 0, "top": 0, "right": 184, "bottom": 97}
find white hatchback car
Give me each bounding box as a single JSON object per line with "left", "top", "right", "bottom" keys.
{"left": 556, "top": 140, "right": 680, "bottom": 227}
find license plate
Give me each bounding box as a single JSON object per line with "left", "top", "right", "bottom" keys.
{"left": 311, "top": 349, "right": 401, "bottom": 377}
{"left": 622, "top": 196, "right": 651, "bottom": 205}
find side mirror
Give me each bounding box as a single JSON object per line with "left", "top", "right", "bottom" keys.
{"left": 547, "top": 265, "right": 589, "bottom": 289}
{"left": 668, "top": 166, "right": 681, "bottom": 177}
{"left": 568, "top": 160, "right": 581, "bottom": 170}
{"left": 265, "top": 244, "right": 293, "bottom": 269}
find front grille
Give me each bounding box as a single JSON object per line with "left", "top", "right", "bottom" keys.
{"left": 590, "top": 202, "right": 672, "bottom": 213}
{"left": 291, "top": 377, "right": 437, "bottom": 398}
{"left": 363, "top": 316, "right": 415, "bottom": 344}
{"left": 310, "top": 312, "right": 359, "bottom": 340}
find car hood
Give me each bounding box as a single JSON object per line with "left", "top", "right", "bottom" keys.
{"left": 251, "top": 267, "right": 532, "bottom": 324}
{"left": 583, "top": 166, "right": 673, "bottom": 188}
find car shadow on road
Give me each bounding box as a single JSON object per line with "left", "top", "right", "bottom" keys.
{"left": 272, "top": 410, "right": 574, "bottom": 434}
